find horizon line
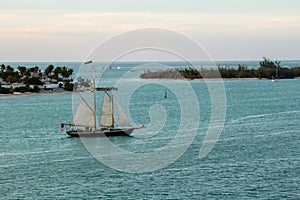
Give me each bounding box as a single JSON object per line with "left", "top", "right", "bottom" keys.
{"left": 1, "top": 59, "right": 300, "bottom": 63}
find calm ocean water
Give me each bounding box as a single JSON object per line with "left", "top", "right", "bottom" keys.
{"left": 1, "top": 62, "right": 300, "bottom": 199}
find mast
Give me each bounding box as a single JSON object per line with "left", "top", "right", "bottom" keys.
{"left": 93, "top": 76, "right": 96, "bottom": 130}
{"left": 111, "top": 89, "right": 115, "bottom": 129}
{"left": 97, "top": 87, "right": 117, "bottom": 128}
{"left": 84, "top": 60, "right": 96, "bottom": 129}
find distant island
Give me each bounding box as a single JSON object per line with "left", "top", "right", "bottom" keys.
{"left": 0, "top": 64, "right": 75, "bottom": 95}
{"left": 140, "top": 58, "right": 300, "bottom": 80}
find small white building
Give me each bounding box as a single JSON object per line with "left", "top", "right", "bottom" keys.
{"left": 1, "top": 82, "right": 26, "bottom": 89}
{"left": 36, "top": 82, "right": 64, "bottom": 89}
{"left": 0, "top": 78, "right": 7, "bottom": 85}
{"left": 11, "top": 83, "right": 26, "bottom": 89}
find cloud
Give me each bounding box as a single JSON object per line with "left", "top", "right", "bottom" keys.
{"left": 1, "top": 11, "right": 300, "bottom": 39}
{"left": 0, "top": 11, "right": 199, "bottom": 38}
{"left": 1, "top": 10, "right": 300, "bottom": 61}
{"left": 61, "top": 12, "right": 199, "bottom": 32}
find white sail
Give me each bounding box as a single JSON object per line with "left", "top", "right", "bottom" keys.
{"left": 99, "top": 91, "right": 113, "bottom": 127}
{"left": 117, "top": 103, "right": 131, "bottom": 127}
{"left": 71, "top": 98, "right": 94, "bottom": 127}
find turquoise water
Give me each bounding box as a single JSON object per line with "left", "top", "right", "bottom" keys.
{"left": 1, "top": 72, "right": 300, "bottom": 198}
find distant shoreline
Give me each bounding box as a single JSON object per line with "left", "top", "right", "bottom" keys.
{"left": 140, "top": 77, "right": 268, "bottom": 81}
{"left": 0, "top": 90, "right": 73, "bottom": 98}
{"left": 1, "top": 77, "right": 296, "bottom": 99}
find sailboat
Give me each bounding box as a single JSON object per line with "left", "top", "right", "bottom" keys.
{"left": 62, "top": 87, "right": 144, "bottom": 137}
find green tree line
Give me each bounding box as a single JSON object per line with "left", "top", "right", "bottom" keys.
{"left": 0, "top": 64, "right": 74, "bottom": 94}
{"left": 140, "top": 58, "right": 300, "bottom": 80}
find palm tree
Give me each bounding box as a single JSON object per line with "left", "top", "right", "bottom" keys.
{"left": 18, "top": 66, "right": 27, "bottom": 76}
{"left": 60, "top": 66, "right": 68, "bottom": 80}
{"left": 45, "top": 64, "right": 54, "bottom": 77}
{"left": 6, "top": 65, "right": 14, "bottom": 73}
{"left": 53, "top": 66, "right": 62, "bottom": 81}
{"left": 67, "top": 68, "right": 73, "bottom": 78}
{"left": 0, "top": 64, "right": 5, "bottom": 73}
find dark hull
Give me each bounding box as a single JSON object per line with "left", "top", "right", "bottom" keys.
{"left": 66, "top": 128, "right": 133, "bottom": 137}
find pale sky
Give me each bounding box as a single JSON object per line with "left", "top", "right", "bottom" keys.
{"left": 1, "top": 0, "right": 300, "bottom": 61}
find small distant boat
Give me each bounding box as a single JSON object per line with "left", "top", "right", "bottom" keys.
{"left": 84, "top": 60, "right": 93, "bottom": 64}
{"left": 62, "top": 86, "right": 144, "bottom": 137}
